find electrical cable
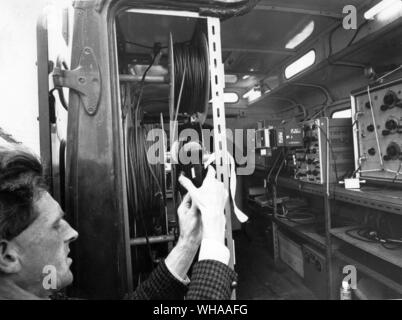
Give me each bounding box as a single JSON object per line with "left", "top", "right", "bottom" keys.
{"left": 346, "top": 20, "right": 369, "bottom": 48}
{"left": 376, "top": 65, "right": 402, "bottom": 83}
{"left": 125, "top": 47, "right": 164, "bottom": 264}
{"left": 316, "top": 124, "right": 340, "bottom": 182}
{"left": 173, "top": 26, "right": 209, "bottom": 116}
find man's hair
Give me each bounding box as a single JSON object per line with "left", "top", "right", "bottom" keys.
{"left": 0, "top": 145, "right": 47, "bottom": 240}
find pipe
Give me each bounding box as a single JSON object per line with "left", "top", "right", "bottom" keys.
{"left": 291, "top": 82, "right": 334, "bottom": 104}
{"left": 119, "top": 74, "right": 168, "bottom": 83}
{"left": 130, "top": 235, "right": 175, "bottom": 246}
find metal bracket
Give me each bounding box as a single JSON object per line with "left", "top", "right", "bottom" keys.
{"left": 53, "top": 47, "right": 101, "bottom": 115}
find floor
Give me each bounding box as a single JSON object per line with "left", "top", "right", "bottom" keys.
{"left": 233, "top": 216, "right": 317, "bottom": 300}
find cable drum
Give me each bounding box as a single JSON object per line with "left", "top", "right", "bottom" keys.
{"left": 173, "top": 30, "right": 210, "bottom": 119}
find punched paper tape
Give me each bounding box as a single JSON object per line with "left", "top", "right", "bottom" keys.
{"left": 204, "top": 152, "right": 249, "bottom": 223}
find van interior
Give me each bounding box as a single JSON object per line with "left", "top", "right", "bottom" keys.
{"left": 38, "top": 0, "right": 402, "bottom": 299}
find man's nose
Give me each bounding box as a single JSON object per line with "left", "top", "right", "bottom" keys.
{"left": 65, "top": 222, "right": 79, "bottom": 243}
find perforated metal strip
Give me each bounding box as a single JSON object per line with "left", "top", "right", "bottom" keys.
{"left": 207, "top": 18, "right": 235, "bottom": 273}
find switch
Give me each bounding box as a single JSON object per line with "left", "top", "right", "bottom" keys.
{"left": 382, "top": 130, "right": 390, "bottom": 136}
{"left": 381, "top": 104, "right": 389, "bottom": 111}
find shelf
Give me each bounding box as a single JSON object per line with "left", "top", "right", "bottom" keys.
{"left": 276, "top": 177, "right": 402, "bottom": 216}
{"left": 273, "top": 216, "right": 326, "bottom": 250}
{"left": 334, "top": 250, "right": 402, "bottom": 295}
{"left": 277, "top": 177, "right": 326, "bottom": 197}
{"left": 246, "top": 200, "right": 273, "bottom": 217}
{"left": 330, "top": 226, "right": 402, "bottom": 269}
{"left": 333, "top": 186, "right": 402, "bottom": 216}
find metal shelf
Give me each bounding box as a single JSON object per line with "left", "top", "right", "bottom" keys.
{"left": 273, "top": 216, "right": 326, "bottom": 250}
{"left": 330, "top": 226, "right": 402, "bottom": 269}
{"left": 277, "top": 177, "right": 326, "bottom": 197}
{"left": 276, "top": 177, "right": 402, "bottom": 216}
{"left": 334, "top": 250, "right": 402, "bottom": 295}
{"left": 333, "top": 186, "right": 402, "bottom": 216}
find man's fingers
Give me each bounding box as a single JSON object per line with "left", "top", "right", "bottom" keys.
{"left": 178, "top": 174, "right": 198, "bottom": 197}
{"left": 181, "top": 192, "right": 191, "bottom": 203}
{"left": 181, "top": 193, "right": 191, "bottom": 207}
{"left": 205, "top": 165, "right": 216, "bottom": 181}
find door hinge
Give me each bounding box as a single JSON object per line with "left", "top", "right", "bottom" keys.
{"left": 53, "top": 47, "right": 101, "bottom": 115}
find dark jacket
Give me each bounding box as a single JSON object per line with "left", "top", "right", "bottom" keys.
{"left": 127, "top": 259, "right": 238, "bottom": 300}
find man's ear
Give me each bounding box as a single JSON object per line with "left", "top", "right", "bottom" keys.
{"left": 0, "top": 240, "right": 21, "bottom": 274}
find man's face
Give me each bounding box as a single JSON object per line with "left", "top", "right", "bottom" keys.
{"left": 12, "top": 191, "right": 78, "bottom": 297}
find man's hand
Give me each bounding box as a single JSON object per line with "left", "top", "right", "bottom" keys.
{"left": 178, "top": 166, "right": 228, "bottom": 245}
{"left": 177, "top": 193, "right": 202, "bottom": 247}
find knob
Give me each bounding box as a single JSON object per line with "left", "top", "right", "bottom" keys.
{"left": 386, "top": 143, "right": 400, "bottom": 158}
{"left": 368, "top": 148, "right": 376, "bottom": 156}
{"left": 385, "top": 119, "right": 398, "bottom": 131}
{"left": 365, "top": 102, "right": 371, "bottom": 109}
{"left": 367, "top": 124, "right": 375, "bottom": 132}
{"left": 384, "top": 91, "right": 399, "bottom": 106}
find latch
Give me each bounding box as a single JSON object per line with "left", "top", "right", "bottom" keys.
{"left": 53, "top": 47, "right": 101, "bottom": 115}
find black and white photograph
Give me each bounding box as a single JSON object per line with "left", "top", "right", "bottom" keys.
{"left": 1, "top": 0, "right": 402, "bottom": 305}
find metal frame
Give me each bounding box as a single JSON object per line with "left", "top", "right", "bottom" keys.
{"left": 222, "top": 47, "right": 296, "bottom": 56}
{"left": 255, "top": 1, "right": 343, "bottom": 19}
{"left": 37, "top": 14, "right": 53, "bottom": 193}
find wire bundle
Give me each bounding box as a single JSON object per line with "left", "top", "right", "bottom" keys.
{"left": 126, "top": 123, "right": 163, "bottom": 218}
{"left": 345, "top": 226, "right": 402, "bottom": 250}
{"left": 173, "top": 28, "right": 209, "bottom": 116}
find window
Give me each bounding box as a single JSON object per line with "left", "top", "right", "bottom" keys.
{"left": 332, "top": 108, "right": 352, "bottom": 118}
{"left": 285, "top": 50, "right": 316, "bottom": 79}
{"left": 224, "top": 92, "right": 239, "bottom": 104}
{"left": 285, "top": 21, "right": 315, "bottom": 49}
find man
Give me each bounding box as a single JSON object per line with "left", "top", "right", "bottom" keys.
{"left": 0, "top": 145, "right": 237, "bottom": 300}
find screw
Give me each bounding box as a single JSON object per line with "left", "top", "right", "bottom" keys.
{"left": 78, "top": 77, "right": 86, "bottom": 84}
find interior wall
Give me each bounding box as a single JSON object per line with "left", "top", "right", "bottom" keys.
{"left": 226, "top": 65, "right": 376, "bottom": 131}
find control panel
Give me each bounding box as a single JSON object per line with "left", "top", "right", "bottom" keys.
{"left": 352, "top": 79, "right": 402, "bottom": 183}
{"left": 291, "top": 118, "right": 354, "bottom": 184}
